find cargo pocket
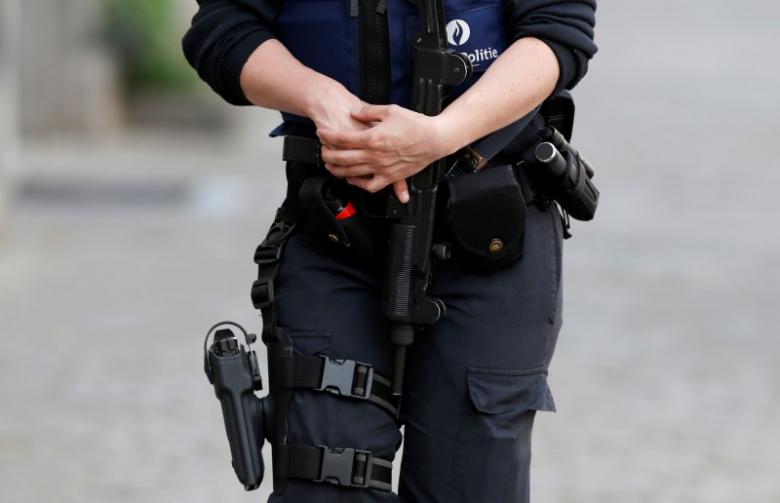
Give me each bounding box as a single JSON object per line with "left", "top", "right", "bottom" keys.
{"left": 450, "top": 366, "right": 555, "bottom": 502}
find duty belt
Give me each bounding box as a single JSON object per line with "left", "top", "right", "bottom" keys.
{"left": 282, "top": 134, "right": 542, "bottom": 206}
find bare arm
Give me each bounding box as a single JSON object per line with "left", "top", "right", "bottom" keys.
{"left": 183, "top": 0, "right": 595, "bottom": 201}
{"left": 239, "top": 39, "right": 368, "bottom": 133}
{"left": 317, "top": 37, "right": 560, "bottom": 197}
{"left": 436, "top": 37, "right": 559, "bottom": 154}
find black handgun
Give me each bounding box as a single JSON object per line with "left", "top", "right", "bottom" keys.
{"left": 203, "top": 322, "right": 266, "bottom": 490}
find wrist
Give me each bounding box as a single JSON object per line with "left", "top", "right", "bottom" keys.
{"left": 302, "top": 76, "right": 349, "bottom": 121}
{"left": 431, "top": 113, "right": 469, "bottom": 157}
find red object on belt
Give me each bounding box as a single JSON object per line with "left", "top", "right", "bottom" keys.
{"left": 336, "top": 201, "right": 357, "bottom": 220}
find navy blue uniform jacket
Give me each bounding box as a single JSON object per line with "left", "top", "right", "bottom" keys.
{"left": 182, "top": 0, "right": 598, "bottom": 106}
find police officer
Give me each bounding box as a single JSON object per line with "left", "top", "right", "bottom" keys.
{"left": 185, "top": 0, "right": 597, "bottom": 501}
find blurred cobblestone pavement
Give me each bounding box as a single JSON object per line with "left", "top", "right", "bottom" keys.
{"left": 2, "top": 2, "right": 780, "bottom": 502}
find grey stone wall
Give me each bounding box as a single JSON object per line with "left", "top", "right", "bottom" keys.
{"left": 0, "top": 0, "right": 20, "bottom": 235}
{"left": 17, "top": 0, "right": 121, "bottom": 134}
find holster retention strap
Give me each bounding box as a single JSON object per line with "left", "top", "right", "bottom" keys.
{"left": 281, "top": 354, "right": 401, "bottom": 419}
{"left": 250, "top": 188, "right": 398, "bottom": 493}
{"left": 275, "top": 444, "right": 393, "bottom": 491}
{"left": 251, "top": 213, "right": 297, "bottom": 337}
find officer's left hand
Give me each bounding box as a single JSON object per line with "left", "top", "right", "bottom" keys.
{"left": 317, "top": 105, "right": 455, "bottom": 204}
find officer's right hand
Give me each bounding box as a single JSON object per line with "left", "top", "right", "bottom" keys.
{"left": 304, "top": 80, "right": 411, "bottom": 203}
{"left": 307, "top": 82, "right": 369, "bottom": 137}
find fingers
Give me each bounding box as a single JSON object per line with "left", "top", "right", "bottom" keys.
{"left": 350, "top": 105, "right": 393, "bottom": 123}
{"left": 318, "top": 107, "right": 396, "bottom": 149}
{"left": 393, "top": 179, "right": 410, "bottom": 204}
{"left": 326, "top": 164, "right": 376, "bottom": 178}
{"left": 347, "top": 175, "right": 390, "bottom": 194}
{"left": 317, "top": 128, "right": 377, "bottom": 149}
{"left": 321, "top": 145, "right": 371, "bottom": 166}
{"left": 345, "top": 175, "right": 411, "bottom": 203}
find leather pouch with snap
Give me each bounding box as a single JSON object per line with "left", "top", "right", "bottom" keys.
{"left": 446, "top": 164, "right": 527, "bottom": 271}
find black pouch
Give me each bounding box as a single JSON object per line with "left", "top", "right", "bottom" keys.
{"left": 446, "top": 164, "right": 527, "bottom": 271}
{"left": 298, "top": 176, "right": 379, "bottom": 259}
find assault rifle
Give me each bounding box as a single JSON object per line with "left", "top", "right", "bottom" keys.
{"left": 381, "top": 0, "right": 472, "bottom": 396}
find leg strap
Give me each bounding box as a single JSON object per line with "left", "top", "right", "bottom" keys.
{"left": 275, "top": 443, "right": 393, "bottom": 492}
{"left": 251, "top": 212, "right": 297, "bottom": 340}
{"left": 282, "top": 355, "right": 401, "bottom": 420}
{"left": 253, "top": 183, "right": 398, "bottom": 493}
{"left": 252, "top": 216, "right": 400, "bottom": 420}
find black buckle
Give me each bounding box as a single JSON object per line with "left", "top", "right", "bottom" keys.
{"left": 271, "top": 218, "right": 297, "bottom": 239}
{"left": 316, "top": 356, "right": 374, "bottom": 400}
{"left": 250, "top": 278, "right": 274, "bottom": 309}
{"left": 254, "top": 243, "right": 282, "bottom": 266}
{"left": 315, "top": 446, "right": 372, "bottom": 488}
{"left": 255, "top": 219, "right": 296, "bottom": 266}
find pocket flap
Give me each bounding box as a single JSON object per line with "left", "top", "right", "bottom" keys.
{"left": 467, "top": 366, "right": 556, "bottom": 414}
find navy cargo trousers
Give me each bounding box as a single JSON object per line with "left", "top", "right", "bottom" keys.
{"left": 268, "top": 201, "right": 564, "bottom": 503}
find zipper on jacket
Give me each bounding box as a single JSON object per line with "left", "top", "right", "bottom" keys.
{"left": 355, "top": 0, "right": 391, "bottom": 104}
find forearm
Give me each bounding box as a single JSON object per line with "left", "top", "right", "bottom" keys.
{"left": 435, "top": 37, "right": 559, "bottom": 155}
{"left": 239, "top": 39, "right": 359, "bottom": 120}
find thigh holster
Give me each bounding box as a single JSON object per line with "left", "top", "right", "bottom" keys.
{"left": 249, "top": 190, "right": 398, "bottom": 494}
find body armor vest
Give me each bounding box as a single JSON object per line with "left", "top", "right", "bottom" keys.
{"left": 270, "top": 0, "right": 506, "bottom": 136}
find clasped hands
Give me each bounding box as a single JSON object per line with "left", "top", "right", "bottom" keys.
{"left": 317, "top": 104, "right": 457, "bottom": 204}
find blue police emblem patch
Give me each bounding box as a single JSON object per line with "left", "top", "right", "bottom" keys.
{"left": 447, "top": 19, "right": 471, "bottom": 46}
{"left": 444, "top": 6, "right": 505, "bottom": 72}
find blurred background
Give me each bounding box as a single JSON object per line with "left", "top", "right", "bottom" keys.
{"left": 1, "top": 1, "right": 778, "bottom": 502}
